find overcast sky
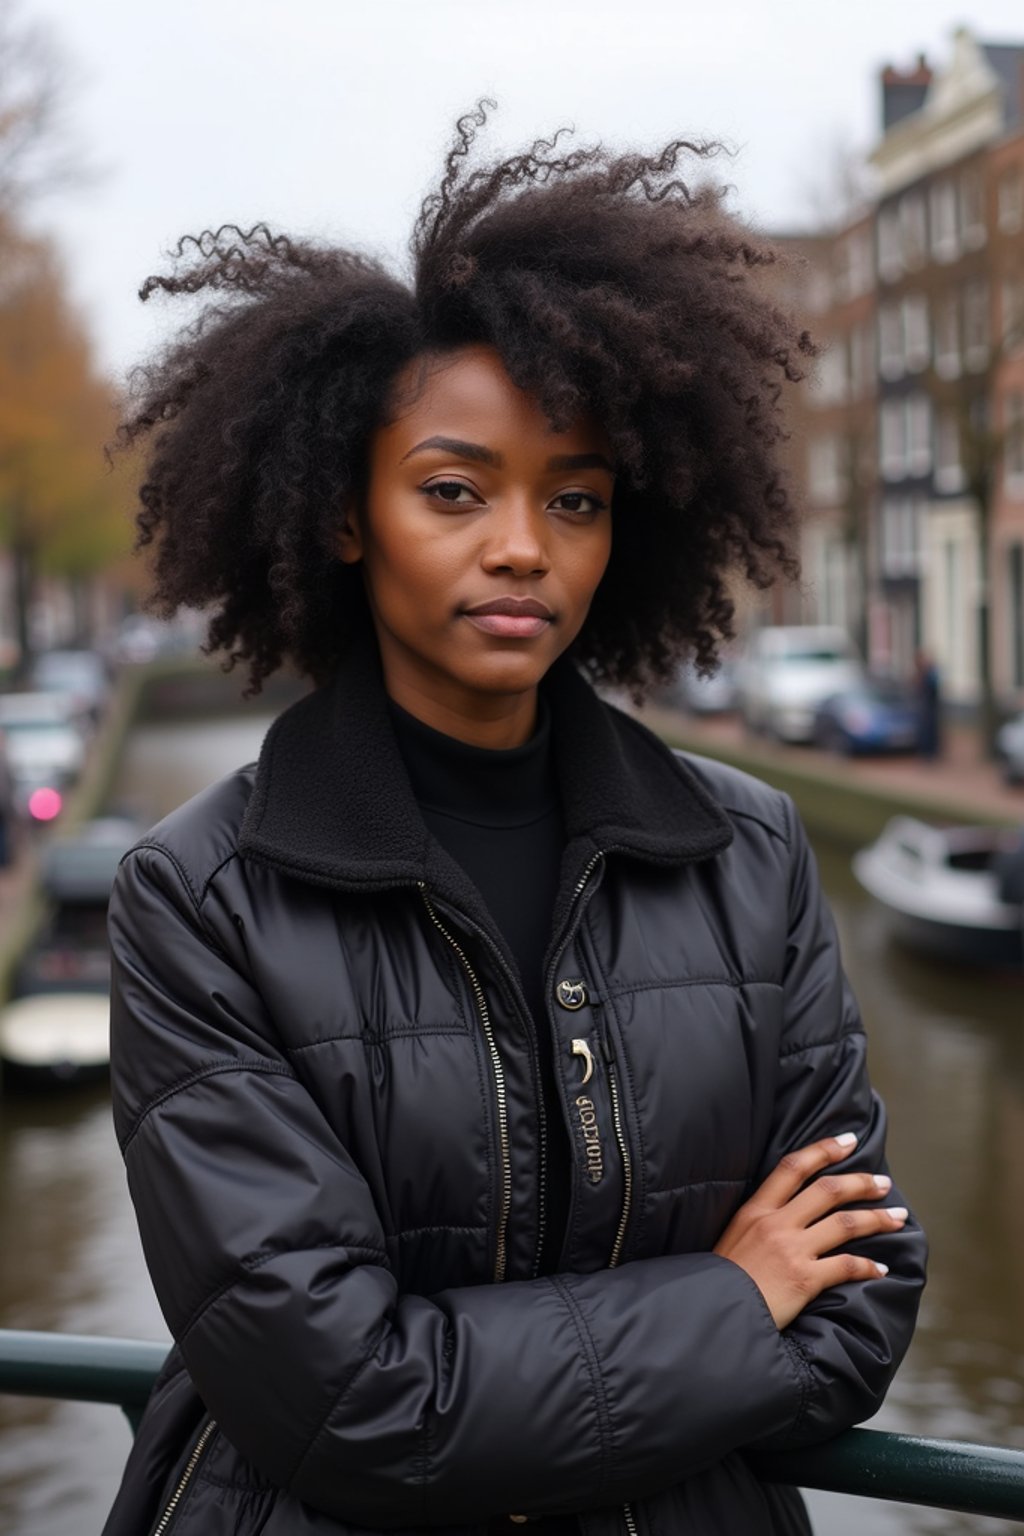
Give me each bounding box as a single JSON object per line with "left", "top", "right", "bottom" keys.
{"left": 21, "top": 0, "right": 1024, "bottom": 380}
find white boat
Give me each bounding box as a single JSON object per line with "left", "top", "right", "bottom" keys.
{"left": 0, "top": 816, "right": 143, "bottom": 1088}
{"left": 0, "top": 993, "right": 110, "bottom": 1085}
{"left": 852, "top": 817, "right": 1024, "bottom": 973}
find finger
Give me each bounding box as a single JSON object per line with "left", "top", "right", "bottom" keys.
{"left": 804, "top": 1205, "right": 908, "bottom": 1256}
{"left": 811, "top": 1252, "right": 892, "bottom": 1297}
{"left": 787, "top": 1170, "right": 893, "bottom": 1225}
{"left": 746, "top": 1133, "right": 860, "bottom": 1214}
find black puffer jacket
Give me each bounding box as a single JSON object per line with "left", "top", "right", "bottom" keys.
{"left": 102, "top": 640, "right": 926, "bottom": 1536}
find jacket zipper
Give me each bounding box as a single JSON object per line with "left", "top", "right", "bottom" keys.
{"left": 565, "top": 861, "right": 636, "bottom": 1536}
{"left": 419, "top": 886, "right": 512, "bottom": 1284}
{"left": 151, "top": 1418, "right": 217, "bottom": 1536}
{"left": 602, "top": 1030, "right": 634, "bottom": 1271}
{"left": 540, "top": 851, "right": 605, "bottom": 1275}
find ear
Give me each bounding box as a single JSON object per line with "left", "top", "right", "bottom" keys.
{"left": 336, "top": 503, "right": 363, "bottom": 565}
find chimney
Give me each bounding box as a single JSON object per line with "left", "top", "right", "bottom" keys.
{"left": 880, "top": 55, "right": 933, "bottom": 131}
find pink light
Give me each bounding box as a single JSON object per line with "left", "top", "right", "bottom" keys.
{"left": 28, "top": 787, "right": 63, "bottom": 822}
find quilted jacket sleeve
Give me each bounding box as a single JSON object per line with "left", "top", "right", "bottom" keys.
{"left": 744, "top": 796, "right": 927, "bottom": 1451}
{"left": 111, "top": 842, "right": 812, "bottom": 1526}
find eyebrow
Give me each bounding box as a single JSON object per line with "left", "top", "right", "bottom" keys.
{"left": 400, "top": 435, "right": 615, "bottom": 475}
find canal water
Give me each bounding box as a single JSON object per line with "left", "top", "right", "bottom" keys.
{"left": 1, "top": 715, "right": 1022, "bottom": 1535}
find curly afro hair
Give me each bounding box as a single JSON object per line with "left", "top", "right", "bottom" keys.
{"left": 117, "top": 102, "right": 812, "bottom": 695}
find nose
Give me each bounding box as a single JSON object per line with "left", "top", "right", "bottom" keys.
{"left": 480, "top": 498, "right": 550, "bottom": 577}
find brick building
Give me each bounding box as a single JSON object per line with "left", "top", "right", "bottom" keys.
{"left": 775, "top": 28, "right": 1024, "bottom": 715}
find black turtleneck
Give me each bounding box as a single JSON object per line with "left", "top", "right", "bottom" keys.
{"left": 388, "top": 697, "right": 570, "bottom": 1273}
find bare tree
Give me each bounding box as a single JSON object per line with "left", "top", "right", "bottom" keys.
{"left": 0, "top": 0, "right": 92, "bottom": 217}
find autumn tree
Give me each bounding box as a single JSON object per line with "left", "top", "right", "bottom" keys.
{"left": 0, "top": 2, "right": 127, "bottom": 667}
{"left": 0, "top": 220, "right": 132, "bottom": 663}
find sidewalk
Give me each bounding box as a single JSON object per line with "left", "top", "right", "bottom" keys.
{"left": 637, "top": 704, "right": 1024, "bottom": 825}
{"left": 0, "top": 837, "right": 41, "bottom": 989}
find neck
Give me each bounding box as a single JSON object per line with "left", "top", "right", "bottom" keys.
{"left": 381, "top": 675, "right": 539, "bottom": 749}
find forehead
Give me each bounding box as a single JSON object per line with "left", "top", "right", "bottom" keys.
{"left": 378, "top": 345, "right": 607, "bottom": 454}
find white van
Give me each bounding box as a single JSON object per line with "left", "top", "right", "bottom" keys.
{"left": 734, "top": 626, "right": 864, "bottom": 743}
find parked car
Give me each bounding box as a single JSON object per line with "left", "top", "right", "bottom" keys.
{"left": 734, "top": 625, "right": 864, "bottom": 743}
{"left": 28, "top": 649, "right": 111, "bottom": 726}
{"left": 996, "top": 711, "right": 1024, "bottom": 786}
{"left": 659, "top": 657, "right": 738, "bottom": 715}
{"left": 813, "top": 680, "right": 921, "bottom": 756}
{"left": 0, "top": 692, "right": 90, "bottom": 819}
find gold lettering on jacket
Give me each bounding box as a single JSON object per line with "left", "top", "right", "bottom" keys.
{"left": 574, "top": 1095, "right": 604, "bottom": 1184}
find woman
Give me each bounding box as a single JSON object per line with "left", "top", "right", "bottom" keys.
{"left": 103, "top": 107, "right": 926, "bottom": 1536}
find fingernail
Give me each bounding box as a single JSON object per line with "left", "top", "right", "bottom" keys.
{"left": 873, "top": 1175, "right": 892, "bottom": 1192}
{"left": 874, "top": 1262, "right": 890, "bottom": 1276}
{"left": 835, "top": 1133, "right": 858, "bottom": 1148}
{"left": 888, "top": 1207, "right": 908, "bottom": 1222}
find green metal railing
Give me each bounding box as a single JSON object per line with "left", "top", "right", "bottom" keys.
{"left": 2, "top": 1329, "right": 1024, "bottom": 1522}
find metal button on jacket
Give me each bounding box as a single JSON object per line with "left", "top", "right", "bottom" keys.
{"left": 555, "top": 978, "right": 587, "bottom": 1010}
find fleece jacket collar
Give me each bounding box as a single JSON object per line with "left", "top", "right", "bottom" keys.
{"left": 238, "top": 632, "right": 734, "bottom": 922}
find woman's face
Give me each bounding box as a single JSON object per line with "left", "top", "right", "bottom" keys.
{"left": 339, "top": 344, "right": 614, "bottom": 746}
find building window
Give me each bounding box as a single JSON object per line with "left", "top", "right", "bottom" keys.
{"left": 1001, "top": 278, "right": 1024, "bottom": 354}
{"left": 899, "top": 191, "right": 928, "bottom": 269}
{"left": 997, "top": 167, "right": 1023, "bottom": 234}
{"left": 880, "top": 400, "right": 906, "bottom": 479}
{"left": 879, "top": 302, "right": 904, "bottom": 380}
{"left": 880, "top": 496, "right": 921, "bottom": 576}
{"left": 877, "top": 205, "right": 902, "bottom": 282}
{"left": 934, "top": 291, "right": 960, "bottom": 378}
{"left": 849, "top": 322, "right": 875, "bottom": 397}
{"left": 935, "top": 411, "right": 964, "bottom": 493}
{"left": 902, "top": 293, "right": 930, "bottom": 372}
{"left": 1005, "top": 392, "right": 1024, "bottom": 493}
{"left": 960, "top": 168, "right": 986, "bottom": 249}
{"left": 1009, "top": 542, "right": 1024, "bottom": 690}
{"left": 813, "top": 342, "right": 847, "bottom": 406}
{"left": 808, "top": 434, "right": 843, "bottom": 503}
{"left": 848, "top": 228, "right": 873, "bottom": 298}
{"left": 906, "top": 393, "right": 932, "bottom": 474}
{"left": 963, "top": 279, "right": 989, "bottom": 369}
{"left": 930, "top": 180, "right": 959, "bottom": 262}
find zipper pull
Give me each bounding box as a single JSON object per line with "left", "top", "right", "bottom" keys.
{"left": 571, "top": 1038, "right": 595, "bottom": 1085}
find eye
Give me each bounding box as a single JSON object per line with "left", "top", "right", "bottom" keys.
{"left": 420, "top": 479, "right": 481, "bottom": 506}
{"left": 551, "top": 490, "right": 607, "bottom": 519}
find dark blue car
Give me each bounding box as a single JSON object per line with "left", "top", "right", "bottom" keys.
{"left": 813, "top": 680, "right": 921, "bottom": 756}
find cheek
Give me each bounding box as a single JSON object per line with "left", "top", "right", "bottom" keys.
{"left": 578, "top": 523, "right": 613, "bottom": 597}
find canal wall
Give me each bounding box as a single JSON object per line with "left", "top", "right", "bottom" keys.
{"left": 0, "top": 659, "right": 301, "bottom": 1002}
{"left": 2, "top": 672, "right": 1018, "bottom": 999}
{"left": 639, "top": 705, "right": 1021, "bottom": 850}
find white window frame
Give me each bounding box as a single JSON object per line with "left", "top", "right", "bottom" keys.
{"left": 880, "top": 495, "right": 922, "bottom": 577}
{"left": 960, "top": 168, "right": 986, "bottom": 250}
{"left": 906, "top": 393, "right": 932, "bottom": 475}
{"left": 930, "top": 180, "right": 959, "bottom": 263}
{"left": 902, "top": 293, "right": 930, "bottom": 373}
{"left": 899, "top": 191, "right": 928, "bottom": 270}
{"left": 877, "top": 205, "right": 902, "bottom": 283}
{"left": 880, "top": 399, "right": 906, "bottom": 480}
{"left": 879, "top": 301, "right": 904, "bottom": 381}
{"left": 935, "top": 410, "right": 965, "bottom": 494}
{"left": 808, "top": 433, "right": 843, "bottom": 504}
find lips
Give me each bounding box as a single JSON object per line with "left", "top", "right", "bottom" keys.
{"left": 462, "top": 596, "right": 554, "bottom": 639}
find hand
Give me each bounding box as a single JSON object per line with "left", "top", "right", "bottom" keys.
{"left": 713, "top": 1135, "right": 906, "bottom": 1330}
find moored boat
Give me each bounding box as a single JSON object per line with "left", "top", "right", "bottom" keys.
{"left": 0, "top": 816, "right": 144, "bottom": 1088}
{"left": 852, "top": 816, "right": 1024, "bottom": 973}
